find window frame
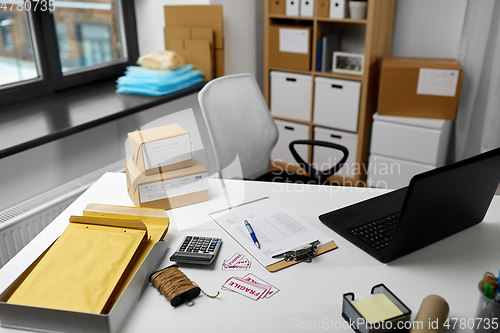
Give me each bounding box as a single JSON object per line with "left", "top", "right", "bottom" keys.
{"left": 0, "top": 0, "right": 138, "bottom": 108}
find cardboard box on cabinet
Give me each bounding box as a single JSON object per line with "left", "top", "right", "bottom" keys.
{"left": 377, "top": 57, "right": 462, "bottom": 119}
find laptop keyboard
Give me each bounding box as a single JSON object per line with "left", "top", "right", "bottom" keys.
{"left": 348, "top": 213, "right": 400, "bottom": 251}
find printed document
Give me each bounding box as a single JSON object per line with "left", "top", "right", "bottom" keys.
{"left": 210, "top": 197, "right": 333, "bottom": 267}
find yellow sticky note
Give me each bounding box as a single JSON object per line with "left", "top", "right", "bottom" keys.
{"left": 352, "top": 294, "right": 403, "bottom": 324}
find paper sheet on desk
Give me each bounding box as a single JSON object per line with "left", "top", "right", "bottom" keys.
{"left": 210, "top": 197, "right": 334, "bottom": 267}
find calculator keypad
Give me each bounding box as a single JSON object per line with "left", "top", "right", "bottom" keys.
{"left": 181, "top": 236, "right": 220, "bottom": 254}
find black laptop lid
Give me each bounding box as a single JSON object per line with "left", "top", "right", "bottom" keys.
{"left": 385, "top": 147, "right": 500, "bottom": 262}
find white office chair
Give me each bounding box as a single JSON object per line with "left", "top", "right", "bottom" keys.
{"left": 198, "top": 73, "right": 279, "bottom": 179}
{"left": 198, "top": 73, "right": 348, "bottom": 184}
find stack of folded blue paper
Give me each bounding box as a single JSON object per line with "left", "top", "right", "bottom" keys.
{"left": 116, "top": 64, "right": 204, "bottom": 97}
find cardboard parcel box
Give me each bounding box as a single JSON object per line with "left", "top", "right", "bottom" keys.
{"left": 126, "top": 157, "right": 209, "bottom": 210}
{"left": 377, "top": 57, "right": 462, "bottom": 119}
{"left": 164, "top": 5, "right": 224, "bottom": 79}
{"left": 0, "top": 205, "right": 170, "bottom": 333}
{"left": 164, "top": 26, "right": 214, "bottom": 81}
{"left": 269, "top": 24, "right": 312, "bottom": 71}
{"left": 128, "top": 123, "right": 193, "bottom": 176}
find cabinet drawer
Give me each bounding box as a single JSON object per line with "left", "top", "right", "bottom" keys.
{"left": 272, "top": 120, "right": 310, "bottom": 166}
{"left": 370, "top": 114, "right": 452, "bottom": 165}
{"left": 313, "top": 76, "right": 360, "bottom": 132}
{"left": 367, "top": 154, "right": 434, "bottom": 189}
{"left": 271, "top": 71, "right": 312, "bottom": 122}
{"left": 313, "top": 127, "right": 358, "bottom": 178}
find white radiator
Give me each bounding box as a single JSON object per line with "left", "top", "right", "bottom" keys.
{"left": 0, "top": 160, "right": 125, "bottom": 268}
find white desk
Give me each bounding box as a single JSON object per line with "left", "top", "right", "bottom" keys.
{"left": 1, "top": 173, "right": 499, "bottom": 332}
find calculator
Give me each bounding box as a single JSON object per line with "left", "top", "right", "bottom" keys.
{"left": 169, "top": 236, "right": 222, "bottom": 265}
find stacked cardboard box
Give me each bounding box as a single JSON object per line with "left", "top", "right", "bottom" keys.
{"left": 377, "top": 56, "right": 463, "bottom": 119}
{"left": 163, "top": 5, "right": 224, "bottom": 81}
{"left": 126, "top": 124, "right": 209, "bottom": 209}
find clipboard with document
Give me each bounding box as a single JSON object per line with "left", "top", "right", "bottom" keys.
{"left": 209, "top": 197, "right": 338, "bottom": 272}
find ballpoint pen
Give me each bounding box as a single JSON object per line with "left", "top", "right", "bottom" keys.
{"left": 244, "top": 220, "right": 260, "bottom": 249}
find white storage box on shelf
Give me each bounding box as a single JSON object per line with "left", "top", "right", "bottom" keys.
{"left": 368, "top": 113, "right": 453, "bottom": 189}
{"left": 272, "top": 120, "right": 309, "bottom": 167}
{"left": 368, "top": 154, "right": 434, "bottom": 189}
{"left": 271, "top": 71, "right": 312, "bottom": 122}
{"left": 313, "top": 77, "right": 361, "bottom": 132}
{"left": 329, "top": 0, "right": 346, "bottom": 18}
{"left": 312, "top": 126, "right": 358, "bottom": 178}
{"left": 285, "top": 0, "right": 300, "bottom": 16}
{"left": 370, "top": 113, "right": 452, "bottom": 166}
{"left": 300, "top": 0, "right": 314, "bottom": 16}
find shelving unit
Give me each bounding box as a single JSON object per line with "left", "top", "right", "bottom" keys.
{"left": 263, "top": 0, "right": 396, "bottom": 186}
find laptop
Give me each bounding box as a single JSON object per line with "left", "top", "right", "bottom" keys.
{"left": 319, "top": 147, "right": 500, "bottom": 263}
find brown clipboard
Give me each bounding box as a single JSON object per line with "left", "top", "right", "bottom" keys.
{"left": 209, "top": 197, "right": 338, "bottom": 273}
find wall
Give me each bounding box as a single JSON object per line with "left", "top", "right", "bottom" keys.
{"left": 391, "top": 0, "right": 467, "bottom": 58}
{"left": 208, "top": 0, "right": 263, "bottom": 84}
{"left": 0, "top": 122, "right": 122, "bottom": 211}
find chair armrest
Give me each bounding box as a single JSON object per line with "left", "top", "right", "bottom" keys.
{"left": 289, "top": 140, "right": 349, "bottom": 182}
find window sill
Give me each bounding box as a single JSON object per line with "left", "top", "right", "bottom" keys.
{"left": 0, "top": 79, "right": 204, "bottom": 159}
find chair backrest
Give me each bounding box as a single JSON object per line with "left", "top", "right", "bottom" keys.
{"left": 198, "top": 73, "right": 278, "bottom": 179}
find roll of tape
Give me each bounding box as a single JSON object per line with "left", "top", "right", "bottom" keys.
{"left": 410, "top": 295, "right": 450, "bottom": 333}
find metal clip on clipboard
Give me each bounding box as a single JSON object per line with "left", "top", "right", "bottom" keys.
{"left": 271, "top": 240, "right": 320, "bottom": 263}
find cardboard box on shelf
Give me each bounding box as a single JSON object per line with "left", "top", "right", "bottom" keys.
{"left": 126, "top": 157, "right": 209, "bottom": 210}
{"left": 164, "top": 26, "right": 214, "bottom": 81}
{"left": 316, "top": 0, "right": 330, "bottom": 17}
{"left": 128, "top": 123, "right": 193, "bottom": 176}
{"left": 270, "top": 0, "right": 286, "bottom": 14}
{"left": 269, "top": 24, "right": 312, "bottom": 71}
{"left": 377, "top": 57, "right": 463, "bottom": 119}
{"left": 164, "top": 5, "right": 224, "bottom": 79}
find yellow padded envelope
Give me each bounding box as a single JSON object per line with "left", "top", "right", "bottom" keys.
{"left": 7, "top": 217, "right": 148, "bottom": 314}
{"left": 82, "top": 203, "right": 170, "bottom": 311}
{"left": 83, "top": 203, "right": 169, "bottom": 244}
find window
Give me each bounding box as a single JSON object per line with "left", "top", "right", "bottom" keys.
{"left": 77, "top": 23, "right": 115, "bottom": 69}
{"left": 55, "top": 21, "right": 70, "bottom": 59}
{"left": 1, "top": 19, "right": 14, "bottom": 49}
{"left": 53, "top": 1, "right": 126, "bottom": 73}
{"left": 0, "top": 0, "right": 138, "bottom": 108}
{"left": 0, "top": 12, "right": 39, "bottom": 86}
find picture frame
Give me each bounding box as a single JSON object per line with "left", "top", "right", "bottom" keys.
{"left": 332, "top": 52, "right": 364, "bottom": 75}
